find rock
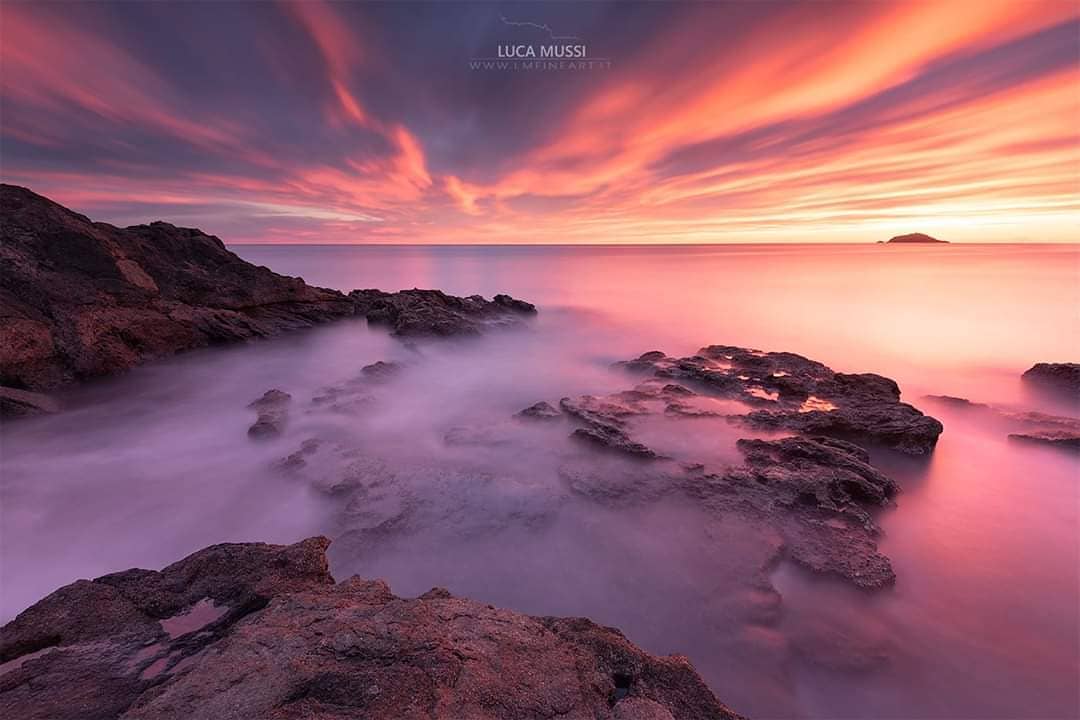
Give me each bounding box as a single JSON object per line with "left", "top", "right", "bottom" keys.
{"left": 735, "top": 436, "right": 897, "bottom": 509}
{"left": 1008, "top": 431, "right": 1080, "bottom": 452}
{"left": 923, "top": 394, "right": 1080, "bottom": 452}
{"left": 689, "top": 436, "right": 898, "bottom": 590}
{"left": 359, "top": 360, "right": 402, "bottom": 382}
{"left": 0, "top": 186, "right": 539, "bottom": 399}
{"left": 515, "top": 400, "right": 562, "bottom": 420}
{"left": 349, "top": 288, "right": 536, "bottom": 337}
{"left": 520, "top": 345, "right": 932, "bottom": 588}
{"left": 619, "top": 346, "right": 943, "bottom": 454}
{"left": 1022, "top": 363, "right": 1080, "bottom": 399}
{"left": 247, "top": 389, "right": 291, "bottom": 439}
{"left": 0, "top": 538, "right": 743, "bottom": 720}
{"left": 560, "top": 394, "right": 663, "bottom": 459}
{"left": 0, "top": 185, "right": 355, "bottom": 391}
{"left": 0, "top": 386, "right": 59, "bottom": 418}
{"left": 571, "top": 424, "right": 661, "bottom": 459}
{"left": 884, "top": 233, "right": 947, "bottom": 244}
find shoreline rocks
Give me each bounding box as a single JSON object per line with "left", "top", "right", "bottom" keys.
{"left": 616, "top": 345, "right": 943, "bottom": 455}
{"left": 0, "top": 538, "right": 743, "bottom": 720}
{"left": 516, "top": 344, "right": 943, "bottom": 589}
{"left": 0, "top": 185, "right": 537, "bottom": 402}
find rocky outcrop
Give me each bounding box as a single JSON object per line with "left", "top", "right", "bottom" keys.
{"left": 349, "top": 288, "right": 536, "bottom": 337}
{"left": 0, "top": 538, "right": 743, "bottom": 720}
{"left": 0, "top": 185, "right": 355, "bottom": 391}
{"left": 513, "top": 346, "right": 944, "bottom": 589}
{"left": 617, "top": 346, "right": 943, "bottom": 454}
{"left": 1022, "top": 363, "right": 1080, "bottom": 400}
{"left": 0, "top": 186, "right": 537, "bottom": 396}
{"left": 884, "top": 233, "right": 947, "bottom": 244}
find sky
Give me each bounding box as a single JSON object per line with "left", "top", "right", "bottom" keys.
{"left": 1, "top": 0, "right": 1077, "bottom": 244}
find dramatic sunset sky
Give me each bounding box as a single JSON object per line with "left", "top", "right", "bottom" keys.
{"left": 1, "top": 1, "right": 1077, "bottom": 244}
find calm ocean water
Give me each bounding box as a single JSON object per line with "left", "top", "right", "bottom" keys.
{"left": 2, "top": 243, "right": 1077, "bottom": 718}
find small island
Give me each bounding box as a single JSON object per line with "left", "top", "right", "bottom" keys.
{"left": 883, "top": 232, "right": 948, "bottom": 244}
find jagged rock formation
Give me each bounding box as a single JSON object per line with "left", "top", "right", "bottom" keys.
{"left": 350, "top": 288, "right": 536, "bottom": 336}
{"left": 0, "top": 185, "right": 536, "bottom": 398}
{"left": 616, "top": 346, "right": 943, "bottom": 454}
{"left": 0, "top": 184, "right": 354, "bottom": 391}
{"left": 0, "top": 538, "right": 743, "bottom": 720}
{"left": 512, "top": 345, "right": 944, "bottom": 589}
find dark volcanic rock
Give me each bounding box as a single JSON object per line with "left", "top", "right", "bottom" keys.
{"left": 885, "top": 233, "right": 947, "bottom": 244}
{"left": 1022, "top": 363, "right": 1080, "bottom": 399}
{"left": 0, "top": 538, "right": 743, "bottom": 720}
{"left": 349, "top": 288, "right": 536, "bottom": 337}
{"left": 702, "top": 436, "right": 898, "bottom": 589}
{"left": 247, "top": 389, "right": 291, "bottom": 439}
{"left": 618, "top": 346, "right": 943, "bottom": 454}
{"left": 0, "top": 185, "right": 356, "bottom": 391}
{"left": 516, "top": 345, "right": 939, "bottom": 588}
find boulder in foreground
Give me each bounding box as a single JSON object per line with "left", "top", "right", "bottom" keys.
{"left": 0, "top": 538, "right": 743, "bottom": 720}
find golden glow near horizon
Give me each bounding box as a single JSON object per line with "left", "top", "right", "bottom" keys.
{"left": 0, "top": 1, "right": 1077, "bottom": 244}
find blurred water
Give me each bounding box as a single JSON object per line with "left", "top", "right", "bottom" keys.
{"left": 1, "top": 243, "right": 1077, "bottom": 718}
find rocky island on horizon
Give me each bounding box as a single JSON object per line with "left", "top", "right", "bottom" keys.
{"left": 881, "top": 232, "right": 948, "bottom": 244}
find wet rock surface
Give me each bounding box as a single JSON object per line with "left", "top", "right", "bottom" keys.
{"left": 514, "top": 345, "right": 943, "bottom": 589}
{"left": 0, "top": 538, "right": 742, "bottom": 720}
{"left": 350, "top": 288, "right": 536, "bottom": 337}
{"left": 616, "top": 346, "right": 943, "bottom": 455}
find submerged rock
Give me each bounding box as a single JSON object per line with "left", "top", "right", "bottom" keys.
{"left": 247, "top": 389, "right": 291, "bottom": 439}
{"left": 1008, "top": 431, "right": 1080, "bottom": 452}
{"left": 0, "top": 185, "right": 355, "bottom": 391}
{"left": 1022, "top": 363, "right": 1080, "bottom": 400}
{"left": 516, "top": 400, "right": 562, "bottom": 420}
{"left": 350, "top": 288, "right": 537, "bottom": 337}
{"left": 923, "top": 394, "right": 1080, "bottom": 453}
{"left": 0, "top": 538, "right": 743, "bottom": 720}
{"left": 359, "top": 360, "right": 403, "bottom": 382}
{"left": 0, "top": 386, "right": 59, "bottom": 419}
